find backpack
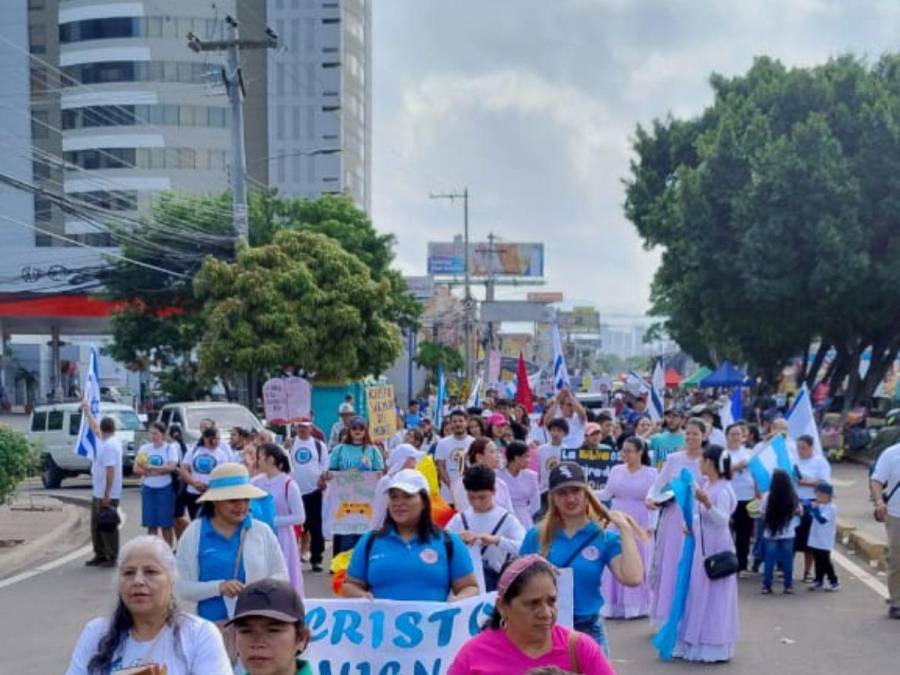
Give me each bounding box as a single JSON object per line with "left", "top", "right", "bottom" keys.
{"left": 363, "top": 530, "right": 454, "bottom": 590}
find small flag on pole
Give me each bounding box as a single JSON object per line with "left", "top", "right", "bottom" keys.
{"left": 466, "top": 374, "right": 483, "bottom": 408}
{"left": 74, "top": 346, "right": 101, "bottom": 459}
{"left": 551, "top": 322, "right": 570, "bottom": 392}
{"left": 649, "top": 361, "right": 664, "bottom": 423}
{"left": 433, "top": 365, "right": 446, "bottom": 430}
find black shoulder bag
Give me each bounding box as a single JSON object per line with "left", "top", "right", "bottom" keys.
{"left": 700, "top": 507, "right": 739, "bottom": 580}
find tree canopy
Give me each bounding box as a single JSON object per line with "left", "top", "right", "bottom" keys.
{"left": 194, "top": 230, "right": 403, "bottom": 380}
{"left": 625, "top": 54, "right": 900, "bottom": 408}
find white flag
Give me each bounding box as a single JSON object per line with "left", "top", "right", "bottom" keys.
{"left": 551, "top": 323, "right": 570, "bottom": 391}
{"left": 649, "top": 361, "right": 664, "bottom": 422}
{"left": 787, "top": 383, "right": 823, "bottom": 456}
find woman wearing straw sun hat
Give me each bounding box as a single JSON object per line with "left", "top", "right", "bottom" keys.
{"left": 175, "top": 463, "right": 288, "bottom": 661}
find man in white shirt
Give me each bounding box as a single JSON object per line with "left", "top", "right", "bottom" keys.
{"left": 542, "top": 389, "right": 587, "bottom": 450}
{"left": 445, "top": 465, "right": 525, "bottom": 593}
{"left": 794, "top": 433, "right": 832, "bottom": 582}
{"left": 434, "top": 409, "right": 474, "bottom": 504}
{"left": 80, "top": 401, "right": 123, "bottom": 568}
{"left": 287, "top": 418, "right": 329, "bottom": 571}
{"left": 872, "top": 442, "right": 900, "bottom": 618}
{"left": 725, "top": 423, "right": 755, "bottom": 572}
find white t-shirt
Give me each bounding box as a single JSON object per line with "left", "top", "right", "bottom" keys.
{"left": 65, "top": 613, "right": 231, "bottom": 675}
{"left": 527, "top": 425, "right": 550, "bottom": 447}
{"left": 562, "top": 415, "right": 585, "bottom": 449}
{"left": 708, "top": 427, "right": 726, "bottom": 448}
{"left": 138, "top": 442, "right": 179, "bottom": 489}
{"left": 537, "top": 443, "right": 564, "bottom": 493}
{"left": 289, "top": 436, "right": 328, "bottom": 495}
{"left": 181, "top": 445, "right": 231, "bottom": 495}
{"left": 808, "top": 502, "right": 838, "bottom": 551}
{"left": 726, "top": 446, "right": 755, "bottom": 501}
{"left": 434, "top": 434, "right": 474, "bottom": 501}
{"left": 446, "top": 505, "right": 526, "bottom": 574}
{"left": 760, "top": 494, "right": 800, "bottom": 539}
{"left": 795, "top": 455, "right": 831, "bottom": 501}
{"left": 90, "top": 437, "right": 123, "bottom": 500}
{"left": 873, "top": 444, "right": 900, "bottom": 518}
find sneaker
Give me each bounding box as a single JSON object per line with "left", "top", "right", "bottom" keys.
{"left": 802, "top": 573, "right": 814, "bottom": 584}
{"left": 761, "top": 587, "right": 773, "bottom": 595}
{"left": 84, "top": 557, "right": 103, "bottom": 567}
{"left": 889, "top": 607, "right": 900, "bottom": 619}
{"left": 784, "top": 587, "right": 794, "bottom": 595}
{"left": 825, "top": 582, "right": 840, "bottom": 592}
{"left": 311, "top": 563, "right": 323, "bottom": 573}
{"left": 808, "top": 582, "right": 823, "bottom": 591}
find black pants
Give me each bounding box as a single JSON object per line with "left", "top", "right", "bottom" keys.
{"left": 184, "top": 491, "right": 202, "bottom": 520}
{"left": 333, "top": 533, "right": 362, "bottom": 557}
{"left": 812, "top": 547, "right": 838, "bottom": 584}
{"left": 90, "top": 498, "right": 120, "bottom": 561}
{"left": 302, "top": 489, "right": 325, "bottom": 565}
{"left": 731, "top": 500, "right": 754, "bottom": 571}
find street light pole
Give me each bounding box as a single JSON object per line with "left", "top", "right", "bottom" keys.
{"left": 430, "top": 188, "right": 474, "bottom": 382}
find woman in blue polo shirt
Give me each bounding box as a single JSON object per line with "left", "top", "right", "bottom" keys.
{"left": 520, "top": 462, "right": 643, "bottom": 655}
{"left": 342, "top": 469, "right": 479, "bottom": 602}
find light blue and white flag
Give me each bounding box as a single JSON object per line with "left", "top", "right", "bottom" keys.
{"left": 74, "top": 346, "right": 101, "bottom": 459}
{"left": 625, "top": 370, "right": 650, "bottom": 397}
{"left": 433, "top": 365, "right": 446, "bottom": 430}
{"left": 649, "top": 361, "right": 665, "bottom": 423}
{"left": 466, "top": 374, "right": 483, "bottom": 409}
{"left": 787, "top": 383, "right": 822, "bottom": 456}
{"left": 748, "top": 434, "right": 794, "bottom": 493}
{"left": 551, "top": 322, "right": 570, "bottom": 392}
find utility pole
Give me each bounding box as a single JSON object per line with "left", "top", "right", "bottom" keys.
{"left": 188, "top": 16, "right": 278, "bottom": 251}
{"left": 430, "top": 188, "right": 474, "bottom": 382}
{"left": 485, "top": 231, "right": 497, "bottom": 354}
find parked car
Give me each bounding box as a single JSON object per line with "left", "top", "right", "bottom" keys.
{"left": 30, "top": 402, "right": 142, "bottom": 489}
{"left": 575, "top": 392, "right": 609, "bottom": 412}
{"left": 156, "top": 401, "right": 264, "bottom": 446}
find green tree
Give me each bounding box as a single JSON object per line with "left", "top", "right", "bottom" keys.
{"left": 106, "top": 192, "right": 420, "bottom": 398}
{"left": 414, "top": 340, "right": 464, "bottom": 381}
{"left": 624, "top": 54, "right": 900, "bottom": 413}
{"left": 193, "top": 230, "right": 403, "bottom": 381}
{"left": 0, "top": 425, "right": 36, "bottom": 504}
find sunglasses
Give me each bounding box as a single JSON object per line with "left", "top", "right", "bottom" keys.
{"left": 350, "top": 425, "right": 366, "bottom": 431}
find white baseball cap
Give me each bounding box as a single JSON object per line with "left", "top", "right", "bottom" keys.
{"left": 387, "top": 444, "right": 424, "bottom": 474}
{"left": 385, "top": 468, "right": 429, "bottom": 495}
{"left": 338, "top": 402, "right": 355, "bottom": 414}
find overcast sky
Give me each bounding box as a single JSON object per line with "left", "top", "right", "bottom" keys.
{"left": 370, "top": 0, "right": 900, "bottom": 320}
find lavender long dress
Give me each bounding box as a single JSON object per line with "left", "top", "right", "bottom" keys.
{"left": 600, "top": 464, "right": 658, "bottom": 618}
{"left": 673, "top": 478, "right": 739, "bottom": 662}
{"left": 252, "top": 473, "right": 305, "bottom": 596}
{"left": 648, "top": 450, "right": 702, "bottom": 627}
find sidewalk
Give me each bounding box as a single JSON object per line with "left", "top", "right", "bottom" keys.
{"left": 830, "top": 460, "right": 889, "bottom": 568}
{"left": 0, "top": 493, "right": 86, "bottom": 579}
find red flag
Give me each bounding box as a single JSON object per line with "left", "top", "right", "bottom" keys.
{"left": 515, "top": 352, "right": 534, "bottom": 413}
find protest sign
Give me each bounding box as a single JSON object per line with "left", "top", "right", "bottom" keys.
{"left": 284, "top": 376, "right": 312, "bottom": 420}
{"left": 367, "top": 384, "right": 397, "bottom": 441}
{"left": 562, "top": 444, "right": 620, "bottom": 490}
{"left": 329, "top": 471, "right": 381, "bottom": 535}
{"left": 262, "top": 378, "right": 289, "bottom": 424}
{"left": 304, "top": 571, "right": 572, "bottom": 675}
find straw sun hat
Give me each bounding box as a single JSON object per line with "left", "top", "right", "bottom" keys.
{"left": 196, "top": 463, "right": 268, "bottom": 503}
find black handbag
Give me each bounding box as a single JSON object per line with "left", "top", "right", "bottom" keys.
{"left": 97, "top": 505, "right": 121, "bottom": 530}
{"left": 699, "top": 509, "right": 739, "bottom": 580}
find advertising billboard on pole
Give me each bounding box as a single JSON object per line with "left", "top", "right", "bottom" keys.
{"left": 427, "top": 241, "right": 544, "bottom": 277}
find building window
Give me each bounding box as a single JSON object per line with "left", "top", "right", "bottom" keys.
{"left": 34, "top": 195, "right": 53, "bottom": 222}
{"left": 59, "top": 16, "right": 217, "bottom": 44}
{"left": 31, "top": 110, "right": 49, "bottom": 138}
{"left": 29, "top": 24, "right": 47, "bottom": 54}
{"left": 71, "top": 190, "right": 138, "bottom": 211}
{"left": 62, "top": 104, "right": 228, "bottom": 130}
{"left": 64, "top": 147, "right": 228, "bottom": 172}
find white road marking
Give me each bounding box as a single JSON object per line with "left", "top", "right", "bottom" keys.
{"left": 832, "top": 548, "right": 889, "bottom": 599}
{"left": 0, "top": 506, "right": 127, "bottom": 590}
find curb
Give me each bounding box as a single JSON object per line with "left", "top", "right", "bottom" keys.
{"left": 836, "top": 517, "right": 888, "bottom": 571}
{"left": 0, "top": 497, "right": 88, "bottom": 579}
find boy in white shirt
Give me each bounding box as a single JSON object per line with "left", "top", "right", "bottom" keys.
{"left": 808, "top": 482, "right": 839, "bottom": 592}
{"left": 446, "top": 465, "right": 525, "bottom": 593}
{"left": 536, "top": 418, "right": 569, "bottom": 514}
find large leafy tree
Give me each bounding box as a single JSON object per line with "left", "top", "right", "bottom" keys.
{"left": 625, "top": 55, "right": 900, "bottom": 410}
{"left": 106, "top": 192, "right": 419, "bottom": 397}
{"left": 414, "top": 340, "right": 464, "bottom": 385}
{"left": 193, "top": 230, "right": 403, "bottom": 380}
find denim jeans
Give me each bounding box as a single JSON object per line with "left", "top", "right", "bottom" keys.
{"left": 574, "top": 614, "right": 609, "bottom": 657}
{"left": 763, "top": 537, "right": 795, "bottom": 590}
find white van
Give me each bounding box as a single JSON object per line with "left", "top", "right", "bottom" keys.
{"left": 29, "top": 402, "right": 142, "bottom": 488}
{"left": 157, "top": 401, "right": 263, "bottom": 446}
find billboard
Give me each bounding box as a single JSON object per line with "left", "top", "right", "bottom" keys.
{"left": 559, "top": 306, "right": 600, "bottom": 332}
{"left": 403, "top": 275, "right": 435, "bottom": 300}
{"left": 527, "top": 292, "right": 564, "bottom": 304}
{"left": 427, "top": 241, "right": 544, "bottom": 277}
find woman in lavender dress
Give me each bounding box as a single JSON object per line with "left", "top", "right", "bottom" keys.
{"left": 497, "top": 441, "right": 541, "bottom": 528}
{"left": 600, "top": 436, "right": 657, "bottom": 618}
{"left": 673, "top": 443, "right": 739, "bottom": 662}
{"left": 646, "top": 417, "right": 706, "bottom": 626}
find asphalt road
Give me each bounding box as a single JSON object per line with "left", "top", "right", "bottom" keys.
{"left": 0, "top": 476, "right": 895, "bottom": 674}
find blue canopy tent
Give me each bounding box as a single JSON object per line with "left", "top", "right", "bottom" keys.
{"left": 699, "top": 361, "right": 748, "bottom": 388}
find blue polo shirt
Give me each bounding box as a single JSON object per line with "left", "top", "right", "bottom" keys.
{"left": 520, "top": 522, "right": 621, "bottom": 618}
{"left": 650, "top": 431, "right": 685, "bottom": 467}
{"left": 347, "top": 527, "right": 473, "bottom": 601}
{"left": 197, "top": 515, "right": 249, "bottom": 621}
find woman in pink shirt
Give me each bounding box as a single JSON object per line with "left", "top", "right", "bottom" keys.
{"left": 449, "top": 555, "right": 616, "bottom": 675}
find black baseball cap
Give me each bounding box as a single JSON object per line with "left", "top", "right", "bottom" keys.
{"left": 226, "top": 579, "right": 305, "bottom": 626}
{"left": 548, "top": 462, "right": 587, "bottom": 492}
